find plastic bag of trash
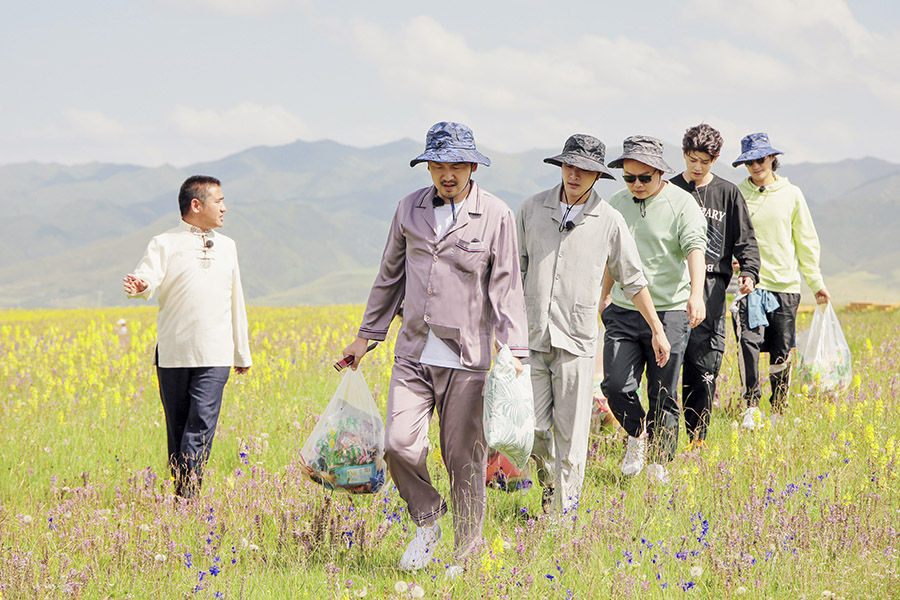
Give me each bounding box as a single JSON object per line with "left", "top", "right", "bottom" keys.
{"left": 299, "top": 368, "right": 389, "bottom": 493}
{"left": 796, "top": 303, "right": 852, "bottom": 393}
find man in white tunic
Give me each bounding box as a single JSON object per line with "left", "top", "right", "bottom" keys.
{"left": 123, "top": 175, "right": 252, "bottom": 498}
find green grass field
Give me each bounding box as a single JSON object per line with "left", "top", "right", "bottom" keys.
{"left": 1, "top": 306, "right": 897, "bottom": 599}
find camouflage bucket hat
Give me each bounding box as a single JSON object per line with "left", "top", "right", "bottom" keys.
{"left": 543, "top": 134, "right": 616, "bottom": 180}
{"left": 607, "top": 135, "right": 674, "bottom": 174}
{"left": 731, "top": 132, "right": 783, "bottom": 167}
{"left": 409, "top": 122, "right": 491, "bottom": 167}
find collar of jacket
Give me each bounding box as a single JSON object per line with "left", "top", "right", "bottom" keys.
{"left": 542, "top": 183, "right": 603, "bottom": 224}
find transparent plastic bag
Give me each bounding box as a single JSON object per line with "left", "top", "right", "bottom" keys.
{"left": 299, "top": 368, "right": 389, "bottom": 494}
{"left": 796, "top": 303, "right": 852, "bottom": 392}
{"left": 483, "top": 345, "right": 534, "bottom": 471}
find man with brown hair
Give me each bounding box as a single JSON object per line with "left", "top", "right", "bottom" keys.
{"left": 670, "top": 124, "right": 759, "bottom": 447}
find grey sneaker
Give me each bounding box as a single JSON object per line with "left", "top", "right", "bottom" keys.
{"left": 399, "top": 523, "right": 441, "bottom": 571}
{"left": 622, "top": 436, "right": 646, "bottom": 477}
{"left": 646, "top": 463, "right": 671, "bottom": 485}
{"left": 741, "top": 407, "right": 762, "bottom": 430}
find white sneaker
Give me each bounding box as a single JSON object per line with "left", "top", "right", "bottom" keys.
{"left": 445, "top": 564, "right": 465, "bottom": 579}
{"left": 646, "top": 463, "right": 671, "bottom": 485}
{"left": 741, "top": 407, "right": 762, "bottom": 430}
{"left": 622, "top": 436, "right": 646, "bottom": 477}
{"left": 399, "top": 523, "right": 441, "bottom": 571}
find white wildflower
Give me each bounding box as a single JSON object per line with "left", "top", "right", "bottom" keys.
{"left": 353, "top": 586, "right": 368, "bottom": 598}
{"left": 690, "top": 565, "right": 703, "bottom": 578}
{"left": 735, "top": 586, "right": 748, "bottom": 595}
{"left": 139, "top": 524, "right": 151, "bottom": 532}
{"left": 154, "top": 554, "right": 167, "bottom": 563}
{"left": 410, "top": 585, "right": 425, "bottom": 598}
{"left": 394, "top": 581, "right": 408, "bottom": 593}
{"left": 21, "top": 514, "right": 33, "bottom": 524}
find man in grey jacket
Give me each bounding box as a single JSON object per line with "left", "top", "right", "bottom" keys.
{"left": 342, "top": 122, "right": 528, "bottom": 574}
{"left": 517, "top": 134, "right": 670, "bottom": 515}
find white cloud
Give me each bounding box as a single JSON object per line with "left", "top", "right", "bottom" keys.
{"left": 60, "top": 109, "right": 127, "bottom": 137}
{"left": 349, "top": 16, "right": 690, "bottom": 115}
{"left": 169, "top": 102, "right": 310, "bottom": 146}
{"left": 182, "top": 0, "right": 300, "bottom": 16}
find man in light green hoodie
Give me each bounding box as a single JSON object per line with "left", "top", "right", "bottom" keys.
{"left": 731, "top": 133, "right": 830, "bottom": 427}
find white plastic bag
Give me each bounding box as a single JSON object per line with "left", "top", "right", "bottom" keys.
{"left": 796, "top": 303, "right": 852, "bottom": 392}
{"left": 299, "top": 368, "right": 389, "bottom": 494}
{"left": 483, "top": 345, "right": 534, "bottom": 471}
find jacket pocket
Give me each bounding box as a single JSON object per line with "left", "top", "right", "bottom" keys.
{"left": 453, "top": 239, "right": 487, "bottom": 273}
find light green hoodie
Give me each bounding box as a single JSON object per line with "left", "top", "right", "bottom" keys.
{"left": 737, "top": 175, "right": 825, "bottom": 294}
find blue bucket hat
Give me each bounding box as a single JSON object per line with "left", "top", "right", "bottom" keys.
{"left": 409, "top": 122, "right": 491, "bottom": 167}
{"left": 732, "top": 132, "right": 783, "bottom": 167}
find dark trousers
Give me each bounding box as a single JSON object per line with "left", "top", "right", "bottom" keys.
{"left": 601, "top": 304, "right": 690, "bottom": 462}
{"left": 682, "top": 275, "right": 729, "bottom": 441}
{"left": 156, "top": 365, "right": 230, "bottom": 497}
{"left": 732, "top": 291, "right": 800, "bottom": 412}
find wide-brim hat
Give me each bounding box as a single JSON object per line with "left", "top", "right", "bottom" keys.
{"left": 607, "top": 135, "right": 674, "bottom": 173}
{"left": 731, "top": 132, "right": 783, "bottom": 167}
{"left": 543, "top": 134, "right": 616, "bottom": 180}
{"left": 409, "top": 121, "right": 491, "bottom": 167}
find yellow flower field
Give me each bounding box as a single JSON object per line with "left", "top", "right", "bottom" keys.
{"left": 0, "top": 306, "right": 897, "bottom": 599}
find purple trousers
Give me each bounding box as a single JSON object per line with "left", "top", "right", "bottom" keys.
{"left": 384, "top": 357, "right": 489, "bottom": 560}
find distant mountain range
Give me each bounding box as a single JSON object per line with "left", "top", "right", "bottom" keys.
{"left": 1, "top": 139, "right": 898, "bottom": 308}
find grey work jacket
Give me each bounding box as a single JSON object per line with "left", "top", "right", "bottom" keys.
{"left": 516, "top": 184, "right": 647, "bottom": 357}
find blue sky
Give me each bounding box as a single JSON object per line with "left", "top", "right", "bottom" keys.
{"left": 2, "top": 0, "right": 898, "bottom": 167}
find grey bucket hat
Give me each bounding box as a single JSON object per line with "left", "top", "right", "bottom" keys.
{"left": 409, "top": 121, "right": 491, "bottom": 167}
{"left": 543, "top": 134, "right": 616, "bottom": 180}
{"left": 607, "top": 135, "right": 674, "bottom": 174}
{"left": 731, "top": 132, "right": 783, "bottom": 167}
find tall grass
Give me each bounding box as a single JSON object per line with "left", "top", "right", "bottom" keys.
{"left": 0, "top": 306, "right": 897, "bottom": 599}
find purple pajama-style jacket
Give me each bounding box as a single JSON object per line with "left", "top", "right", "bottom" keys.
{"left": 358, "top": 182, "right": 529, "bottom": 371}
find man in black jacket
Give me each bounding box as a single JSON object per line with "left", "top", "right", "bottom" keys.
{"left": 670, "top": 124, "right": 760, "bottom": 448}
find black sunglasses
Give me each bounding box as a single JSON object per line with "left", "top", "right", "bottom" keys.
{"left": 744, "top": 157, "right": 767, "bottom": 166}
{"left": 622, "top": 174, "right": 654, "bottom": 184}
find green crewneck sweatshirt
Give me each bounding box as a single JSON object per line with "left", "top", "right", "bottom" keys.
{"left": 608, "top": 181, "right": 707, "bottom": 311}
{"left": 737, "top": 175, "right": 825, "bottom": 294}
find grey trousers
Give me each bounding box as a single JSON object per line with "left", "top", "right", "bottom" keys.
{"left": 384, "top": 357, "right": 489, "bottom": 560}
{"left": 528, "top": 347, "right": 595, "bottom": 513}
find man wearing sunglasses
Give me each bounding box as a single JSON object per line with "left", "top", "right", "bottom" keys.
{"left": 516, "top": 134, "right": 671, "bottom": 515}
{"left": 669, "top": 124, "right": 760, "bottom": 449}
{"left": 600, "top": 136, "right": 707, "bottom": 484}
{"left": 731, "top": 133, "right": 829, "bottom": 428}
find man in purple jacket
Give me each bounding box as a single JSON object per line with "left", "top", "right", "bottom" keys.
{"left": 342, "top": 122, "right": 528, "bottom": 574}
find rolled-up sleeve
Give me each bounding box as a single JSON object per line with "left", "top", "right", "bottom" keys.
{"left": 679, "top": 200, "right": 708, "bottom": 256}
{"left": 607, "top": 216, "right": 648, "bottom": 300}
